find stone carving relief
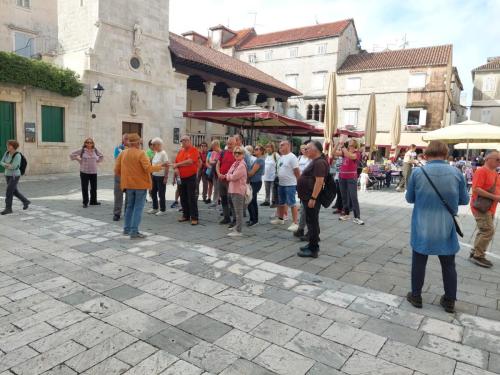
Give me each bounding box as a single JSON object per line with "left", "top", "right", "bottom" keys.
{"left": 144, "top": 63, "right": 151, "bottom": 76}
{"left": 130, "top": 90, "right": 139, "bottom": 116}
{"left": 133, "top": 23, "right": 142, "bottom": 54}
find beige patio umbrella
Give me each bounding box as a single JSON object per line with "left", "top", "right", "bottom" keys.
{"left": 364, "top": 93, "right": 377, "bottom": 156}
{"left": 323, "top": 72, "right": 338, "bottom": 158}
{"left": 389, "top": 105, "right": 401, "bottom": 159}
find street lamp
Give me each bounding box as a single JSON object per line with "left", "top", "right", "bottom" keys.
{"left": 90, "top": 83, "right": 104, "bottom": 113}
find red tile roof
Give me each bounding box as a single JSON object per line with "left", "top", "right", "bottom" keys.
{"left": 169, "top": 33, "right": 301, "bottom": 97}
{"left": 472, "top": 59, "right": 500, "bottom": 73}
{"left": 221, "top": 28, "right": 255, "bottom": 48}
{"left": 338, "top": 45, "right": 452, "bottom": 74}
{"left": 237, "top": 19, "right": 352, "bottom": 50}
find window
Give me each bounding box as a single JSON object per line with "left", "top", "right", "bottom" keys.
{"left": 306, "top": 104, "right": 313, "bottom": 120}
{"left": 265, "top": 50, "right": 273, "bottom": 60}
{"left": 320, "top": 104, "right": 326, "bottom": 122}
{"left": 16, "top": 0, "right": 30, "bottom": 8}
{"left": 289, "top": 47, "right": 298, "bottom": 58}
{"left": 313, "top": 104, "right": 320, "bottom": 121}
{"left": 317, "top": 43, "right": 327, "bottom": 55}
{"left": 248, "top": 54, "right": 256, "bottom": 63}
{"left": 285, "top": 74, "right": 298, "bottom": 89}
{"left": 312, "top": 71, "right": 327, "bottom": 90}
{"left": 42, "top": 106, "right": 64, "bottom": 142}
{"left": 408, "top": 73, "right": 426, "bottom": 89}
{"left": 14, "top": 32, "right": 35, "bottom": 58}
{"left": 343, "top": 109, "right": 359, "bottom": 127}
{"left": 481, "top": 109, "right": 492, "bottom": 123}
{"left": 406, "top": 108, "right": 427, "bottom": 126}
{"left": 482, "top": 77, "right": 496, "bottom": 92}
{"left": 346, "top": 77, "right": 361, "bottom": 91}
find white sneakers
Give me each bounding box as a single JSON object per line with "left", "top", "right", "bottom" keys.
{"left": 287, "top": 223, "right": 299, "bottom": 232}
{"left": 353, "top": 218, "right": 365, "bottom": 225}
{"left": 339, "top": 215, "right": 350, "bottom": 221}
{"left": 228, "top": 231, "right": 243, "bottom": 237}
{"left": 147, "top": 208, "right": 158, "bottom": 214}
{"left": 155, "top": 211, "right": 166, "bottom": 216}
{"left": 270, "top": 218, "right": 285, "bottom": 225}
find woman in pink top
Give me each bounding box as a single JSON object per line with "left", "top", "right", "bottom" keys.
{"left": 220, "top": 146, "right": 247, "bottom": 237}
{"left": 335, "top": 139, "right": 364, "bottom": 225}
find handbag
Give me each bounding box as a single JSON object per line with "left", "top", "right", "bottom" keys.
{"left": 420, "top": 168, "right": 463, "bottom": 237}
{"left": 244, "top": 184, "right": 253, "bottom": 205}
{"left": 473, "top": 175, "right": 497, "bottom": 213}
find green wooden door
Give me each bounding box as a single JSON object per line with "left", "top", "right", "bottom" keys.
{"left": 0, "top": 102, "right": 15, "bottom": 173}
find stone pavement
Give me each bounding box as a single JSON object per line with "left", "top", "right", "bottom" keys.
{"left": 4, "top": 174, "right": 500, "bottom": 320}
{"left": 0, "top": 201, "right": 500, "bottom": 374}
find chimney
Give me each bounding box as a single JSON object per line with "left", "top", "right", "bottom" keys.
{"left": 181, "top": 31, "right": 208, "bottom": 46}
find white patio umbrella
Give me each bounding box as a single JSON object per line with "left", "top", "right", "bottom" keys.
{"left": 454, "top": 143, "right": 500, "bottom": 150}
{"left": 364, "top": 93, "right": 377, "bottom": 157}
{"left": 422, "top": 120, "right": 500, "bottom": 160}
{"left": 389, "top": 105, "right": 401, "bottom": 158}
{"left": 323, "top": 72, "right": 338, "bottom": 158}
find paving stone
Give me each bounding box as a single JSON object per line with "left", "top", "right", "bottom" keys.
{"left": 457, "top": 313, "right": 500, "bottom": 336}
{"left": 379, "top": 306, "right": 424, "bottom": 330}
{"left": 42, "top": 364, "right": 77, "bottom": 374}
{"left": 261, "top": 285, "right": 298, "bottom": 304}
{"left": 215, "top": 329, "right": 270, "bottom": 360}
{"left": 454, "top": 362, "right": 497, "bottom": 375}
{"left": 181, "top": 341, "right": 239, "bottom": 373}
{"left": 250, "top": 319, "right": 300, "bottom": 346}
{"left": 59, "top": 290, "right": 99, "bottom": 306}
{"left": 177, "top": 315, "right": 232, "bottom": 343}
{"left": 288, "top": 295, "right": 329, "bottom": 315}
{"left": 292, "top": 284, "right": 324, "bottom": 298}
{"left": 0, "top": 321, "right": 55, "bottom": 352}
{"left": 322, "top": 322, "right": 386, "bottom": 355}
{"left": 103, "top": 285, "right": 144, "bottom": 301}
{"left": 146, "top": 325, "right": 201, "bottom": 355}
{"left": 11, "top": 340, "right": 86, "bottom": 375}
{"left": 206, "top": 303, "right": 265, "bottom": 332}
{"left": 213, "top": 288, "right": 266, "bottom": 310}
{"left": 488, "top": 353, "right": 500, "bottom": 374}
{"left": 45, "top": 310, "right": 88, "bottom": 330}
{"left": 82, "top": 357, "right": 130, "bottom": 375}
{"left": 341, "top": 284, "right": 403, "bottom": 307}
{"left": 362, "top": 317, "right": 423, "bottom": 346}
{"left": 317, "top": 290, "right": 356, "bottom": 308}
{"left": 341, "top": 351, "right": 413, "bottom": 374}
{"left": 115, "top": 340, "right": 158, "bottom": 366}
{"left": 254, "top": 344, "right": 315, "bottom": 375}
{"left": 160, "top": 360, "right": 203, "bottom": 375}
{"left": 76, "top": 296, "right": 127, "bottom": 319}
{"left": 103, "top": 308, "right": 168, "bottom": 340}
{"left": 322, "top": 305, "right": 370, "bottom": 328}
{"left": 348, "top": 297, "right": 387, "bottom": 318}
{"left": 12, "top": 304, "right": 72, "bottom": 330}
{"left": 244, "top": 269, "right": 277, "bottom": 283}
{"left": 0, "top": 346, "right": 38, "bottom": 372}
{"left": 139, "top": 280, "right": 185, "bottom": 300}
{"left": 306, "top": 362, "right": 344, "bottom": 375}
{"left": 123, "top": 293, "right": 170, "bottom": 314}
{"left": 123, "top": 350, "right": 177, "bottom": 375}
{"left": 65, "top": 332, "right": 137, "bottom": 372}
{"left": 168, "top": 290, "right": 223, "bottom": 314}
{"left": 219, "top": 358, "right": 275, "bottom": 375}
{"left": 152, "top": 303, "right": 197, "bottom": 325}
{"left": 463, "top": 328, "right": 500, "bottom": 355}
{"left": 285, "top": 330, "right": 353, "bottom": 369}
{"left": 254, "top": 300, "right": 332, "bottom": 335}
{"left": 174, "top": 274, "right": 228, "bottom": 296}
{"left": 419, "top": 317, "right": 463, "bottom": 342}
{"left": 378, "top": 340, "right": 456, "bottom": 375}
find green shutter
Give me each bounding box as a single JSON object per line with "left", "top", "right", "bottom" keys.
{"left": 0, "top": 101, "right": 16, "bottom": 173}
{"left": 42, "top": 105, "right": 64, "bottom": 142}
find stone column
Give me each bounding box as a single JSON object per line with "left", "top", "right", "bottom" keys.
{"left": 203, "top": 81, "right": 216, "bottom": 109}
{"left": 282, "top": 101, "right": 290, "bottom": 116}
{"left": 266, "top": 97, "right": 276, "bottom": 111}
{"left": 227, "top": 88, "right": 240, "bottom": 107}
{"left": 248, "top": 93, "right": 259, "bottom": 106}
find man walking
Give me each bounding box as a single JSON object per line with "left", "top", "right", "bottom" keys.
{"left": 114, "top": 133, "right": 164, "bottom": 239}
{"left": 297, "top": 141, "right": 329, "bottom": 258}
{"left": 470, "top": 150, "right": 500, "bottom": 268}
{"left": 271, "top": 140, "right": 300, "bottom": 231}
{"left": 113, "top": 133, "right": 129, "bottom": 221}
{"left": 396, "top": 144, "right": 417, "bottom": 192}
{"left": 172, "top": 136, "right": 200, "bottom": 225}
{"left": 216, "top": 137, "right": 236, "bottom": 225}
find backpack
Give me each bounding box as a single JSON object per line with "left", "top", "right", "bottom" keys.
{"left": 319, "top": 171, "right": 336, "bottom": 208}
{"left": 4, "top": 152, "right": 27, "bottom": 175}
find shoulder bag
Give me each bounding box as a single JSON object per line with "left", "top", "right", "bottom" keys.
{"left": 420, "top": 167, "right": 463, "bottom": 238}
{"left": 473, "top": 174, "right": 498, "bottom": 213}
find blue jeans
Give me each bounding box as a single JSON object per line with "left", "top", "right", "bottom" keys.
{"left": 124, "top": 189, "right": 147, "bottom": 235}
{"left": 411, "top": 251, "right": 457, "bottom": 300}
{"left": 278, "top": 185, "right": 296, "bottom": 206}
{"left": 248, "top": 181, "right": 262, "bottom": 223}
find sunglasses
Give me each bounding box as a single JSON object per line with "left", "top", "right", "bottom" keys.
{"left": 85, "top": 141, "right": 94, "bottom": 144}
{"left": 234, "top": 151, "right": 243, "bottom": 155}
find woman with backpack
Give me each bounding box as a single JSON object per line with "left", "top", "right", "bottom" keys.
{"left": 70, "top": 137, "right": 104, "bottom": 208}
{"left": 1, "top": 140, "right": 30, "bottom": 215}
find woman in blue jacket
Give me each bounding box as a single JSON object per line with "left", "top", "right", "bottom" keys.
{"left": 405, "top": 141, "right": 469, "bottom": 313}
{"left": 1, "top": 140, "right": 30, "bottom": 215}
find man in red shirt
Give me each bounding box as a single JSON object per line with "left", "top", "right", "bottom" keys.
{"left": 172, "top": 136, "right": 200, "bottom": 225}
{"left": 216, "top": 137, "right": 236, "bottom": 225}
{"left": 470, "top": 151, "right": 500, "bottom": 268}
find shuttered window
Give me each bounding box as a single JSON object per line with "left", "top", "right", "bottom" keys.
{"left": 41, "top": 105, "right": 64, "bottom": 142}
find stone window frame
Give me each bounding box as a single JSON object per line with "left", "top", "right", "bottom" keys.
{"left": 248, "top": 53, "right": 256, "bottom": 63}
{"left": 12, "top": 29, "right": 36, "bottom": 58}
{"left": 16, "top": 0, "right": 31, "bottom": 9}
{"left": 285, "top": 73, "right": 299, "bottom": 89}
{"left": 129, "top": 55, "right": 142, "bottom": 71}
{"left": 316, "top": 43, "right": 327, "bottom": 55}
{"left": 481, "top": 108, "right": 492, "bottom": 124}
{"left": 36, "top": 98, "right": 69, "bottom": 148}
{"left": 343, "top": 108, "right": 359, "bottom": 128}
{"left": 264, "top": 50, "right": 273, "bottom": 61}
{"left": 482, "top": 76, "right": 496, "bottom": 93}
{"left": 289, "top": 47, "right": 298, "bottom": 58}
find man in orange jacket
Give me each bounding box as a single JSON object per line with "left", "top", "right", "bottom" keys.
{"left": 114, "top": 133, "right": 165, "bottom": 239}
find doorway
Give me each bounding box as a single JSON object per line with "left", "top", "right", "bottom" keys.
{"left": 0, "top": 101, "right": 16, "bottom": 173}
{"left": 122, "top": 121, "right": 142, "bottom": 137}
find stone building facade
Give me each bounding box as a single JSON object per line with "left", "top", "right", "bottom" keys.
{"left": 471, "top": 57, "right": 500, "bottom": 126}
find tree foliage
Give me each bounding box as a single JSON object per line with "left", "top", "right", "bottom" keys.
{"left": 0, "top": 52, "right": 83, "bottom": 97}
